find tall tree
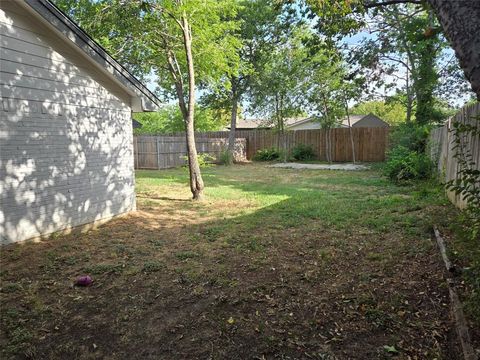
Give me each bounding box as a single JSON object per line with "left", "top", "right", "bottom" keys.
{"left": 419, "top": 0, "right": 480, "bottom": 99}
{"left": 55, "top": 0, "right": 241, "bottom": 200}
{"left": 303, "top": 48, "right": 348, "bottom": 163}
{"left": 351, "top": 4, "right": 445, "bottom": 124}
{"left": 305, "top": 0, "right": 480, "bottom": 100}
{"left": 201, "top": 0, "right": 297, "bottom": 160}
{"left": 249, "top": 27, "right": 309, "bottom": 161}
{"left": 350, "top": 100, "right": 407, "bottom": 125}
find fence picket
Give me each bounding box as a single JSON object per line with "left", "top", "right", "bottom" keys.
{"left": 134, "top": 127, "right": 390, "bottom": 169}
{"left": 429, "top": 102, "right": 480, "bottom": 209}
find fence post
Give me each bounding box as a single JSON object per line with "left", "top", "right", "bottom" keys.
{"left": 156, "top": 137, "right": 160, "bottom": 170}
{"left": 135, "top": 137, "right": 139, "bottom": 169}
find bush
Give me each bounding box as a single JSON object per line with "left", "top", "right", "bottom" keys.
{"left": 383, "top": 145, "right": 433, "bottom": 182}
{"left": 291, "top": 144, "right": 315, "bottom": 161}
{"left": 253, "top": 148, "right": 281, "bottom": 161}
{"left": 389, "top": 123, "right": 431, "bottom": 153}
{"left": 219, "top": 149, "right": 234, "bottom": 166}
{"left": 197, "top": 153, "right": 215, "bottom": 167}
{"left": 183, "top": 153, "right": 215, "bottom": 168}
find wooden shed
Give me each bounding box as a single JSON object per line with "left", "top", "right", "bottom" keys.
{"left": 0, "top": 0, "right": 160, "bottom": 243}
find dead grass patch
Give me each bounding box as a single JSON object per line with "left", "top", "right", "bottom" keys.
{"left": 0, "top": 164, "right": 462, "bottom": 359}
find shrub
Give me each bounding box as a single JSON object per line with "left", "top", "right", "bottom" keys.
{"left": 219, "top": 149, "right": 234, "bottom": 165}
{"left": 383, "top": 145, "right": 433, "bottom": 182}
{"left": 253, "top": 148, "right": 281, "bottom": 161}
{"left": 389, "top": 123, "right": 431, "bottom": 153}
{"left": 291, "top": 144, "right": 315, "bottom": 161}
{"left": 383, "top": 123, "right": 434, "bottom": 183}
{"left": 183, "top": 153, "right": 215, "bottom": 168}
{"left": 197, "top": 153, "right": 215, "bottom": 167}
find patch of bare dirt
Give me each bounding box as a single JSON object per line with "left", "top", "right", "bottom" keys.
{"left": 0, "top": 175, "right": 462, "bottom": 359}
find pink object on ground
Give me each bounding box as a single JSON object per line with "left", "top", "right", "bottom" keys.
{"left": 75, "top": 275, "right": 93, "bottom": 287}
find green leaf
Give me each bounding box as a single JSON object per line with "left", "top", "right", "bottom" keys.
{"left": 383, "top": 345, "right": 398, "bottom": 353}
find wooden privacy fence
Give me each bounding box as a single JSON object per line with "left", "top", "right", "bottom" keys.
{"left": 429, "top": 102, "right": 480, "bottom": 209}
{"left": 193, "top": 127, "right": 390, "bottom": 162}
{"left": 134, "top": 136, "right": 246, "bottom": 169}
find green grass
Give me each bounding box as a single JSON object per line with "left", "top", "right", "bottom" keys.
{"left": 136, "top": 164, "right": 450, "bottom": 237}
{"left": 0, "top": 163, "right": 463, "bottom": 359}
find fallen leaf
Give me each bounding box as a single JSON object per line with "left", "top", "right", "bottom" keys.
{"left": 383, "top": 345, "right": 398, "bottom": 353}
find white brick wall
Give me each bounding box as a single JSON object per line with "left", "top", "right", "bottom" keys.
{"left": 0, "top": 2, "right": 136, "bottom": 244}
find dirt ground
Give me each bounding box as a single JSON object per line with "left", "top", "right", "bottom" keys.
{"left": 0, "top": 164, "right": 466, "bottom": 359}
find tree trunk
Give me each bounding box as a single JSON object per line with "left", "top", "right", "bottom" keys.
{"left": 414, "top": 37, "right": 437, "bottom": 125}
{"left": 427, "top": 0, "right": 480, "bottom": 99}
{"left": 321, "top": 94, "right": 332, "bottom": 163}
{"left": 182, "top": 16, "right": 204, "bottom": 200}
{"left": 405, "top": 57, "right": 413, "bottom": 123}
{"left": 328, "top": 128, "right": 333, "bottom": 164}
{"left": 345, "top": 102, "right": 356, "bottom": 164}
{"left": 279, "top": 94, "right": 287, "bottom": 162}
{"left": 227, "top": 81, "right": 238, "bottom": 161}
{"left": 274, "top": 94, "right": 281, "bottom": 150}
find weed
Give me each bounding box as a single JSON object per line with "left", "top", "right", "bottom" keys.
{"left": 84, "top": 263, "right": 124, "bottom": 274}
{"left": 148, "top": 239, "right": 165, "bottom": 248}
{"left": 366, "top": 253, "right": 384, "bottom": 261}
{"left": 365, "top": 308, "right": 393, "bottom": 328}
{"left": 219, "top": 149, "right": 234, "bottom": 165}
{"left": 1, "top": 282, "right": 22, "bottom": 293}
{"left": 175, "top": 251, "right": 199, "bottom": 260}
{"left": 4, "top": 326, "right": 33, "bottom": 356}
{"left": 143, "top": 261, "right": 165, "bottom": 273}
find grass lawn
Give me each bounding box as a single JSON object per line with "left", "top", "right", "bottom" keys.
{"left": 0, "top": 163, "right": 464, "bottom": 359}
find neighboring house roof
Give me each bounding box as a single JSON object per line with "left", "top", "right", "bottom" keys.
{"left": 23, "top": 0, "right": 161, "bottom": 112}
{"left": 339, "top": 113, "right": 389, "bottom": 128}
{"left": 226, "top": 118, "right": 271, "bottom": 129}
{"left": 227, "top": 117, "right": 310, "bottom": 130}
{"left": 226, "top": 114, "right": 389, "bottom": 130}
{"left": 285, "top": 117, "right": 315, "bottom": 129}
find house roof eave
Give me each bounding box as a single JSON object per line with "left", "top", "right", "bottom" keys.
{"left": 24, "top": 0, "right": 161, "bottom": 112}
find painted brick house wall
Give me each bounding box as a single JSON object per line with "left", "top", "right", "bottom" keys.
{"left": 0, "top": 1, "right": 138, "bottom": 243}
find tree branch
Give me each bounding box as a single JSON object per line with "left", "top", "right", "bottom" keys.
{"left": 364, "top": 0, "right": 422, "bottom": 9}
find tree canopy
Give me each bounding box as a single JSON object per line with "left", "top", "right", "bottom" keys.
{"left": 133, "top": 105, "right": 229, "bottom": 135}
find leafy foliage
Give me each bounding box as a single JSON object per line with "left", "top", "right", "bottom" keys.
{"left": 183, "top": 153, "right": 215, "bottom": 168}
{"left": 305, "top": 1, "right": 473, "bottom": 124}
{"left": 201, "top": 0, "right": 294, "bottom": 111}
{"left": 383, "top": 123, "right": 433, "bottom": 182}
{"left": 291, "top": 144, "right": 315, "bottom": 161}
{"left": 253, "top": 148, "right": 281, "bottom": 161}
{"left": 55, "top": 0, "right": 243, "bottom": 199}
{"left": 350, "top": 101, "right": 407, "bottom": 125}
{"left": 249, "top": 26, "right": 310, "bottom": 129}
{"left": 383, "top": 146, "right": 433, "bottom": 182}
{"left": 219, "top": 150, "right": 234, "bottom": 166}
{"left": 389, "top": 123, "right": 431, "bottom": 153}
{"left": 133, "top": 105, "right": 227, "bottom": 135}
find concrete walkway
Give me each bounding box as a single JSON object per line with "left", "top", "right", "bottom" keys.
{"left": 267, "top": 162, "right": 369, "bottom": 171}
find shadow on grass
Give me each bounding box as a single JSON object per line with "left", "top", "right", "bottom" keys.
{"left": 0, "top": 164, "right": 460, "bottom": 359}
{"left": 136, "top": 164, "right": 451, "bottom": 234}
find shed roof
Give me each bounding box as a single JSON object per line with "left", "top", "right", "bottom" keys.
{"left": 23, "top": 0, "right": 161, "bottom": 112}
